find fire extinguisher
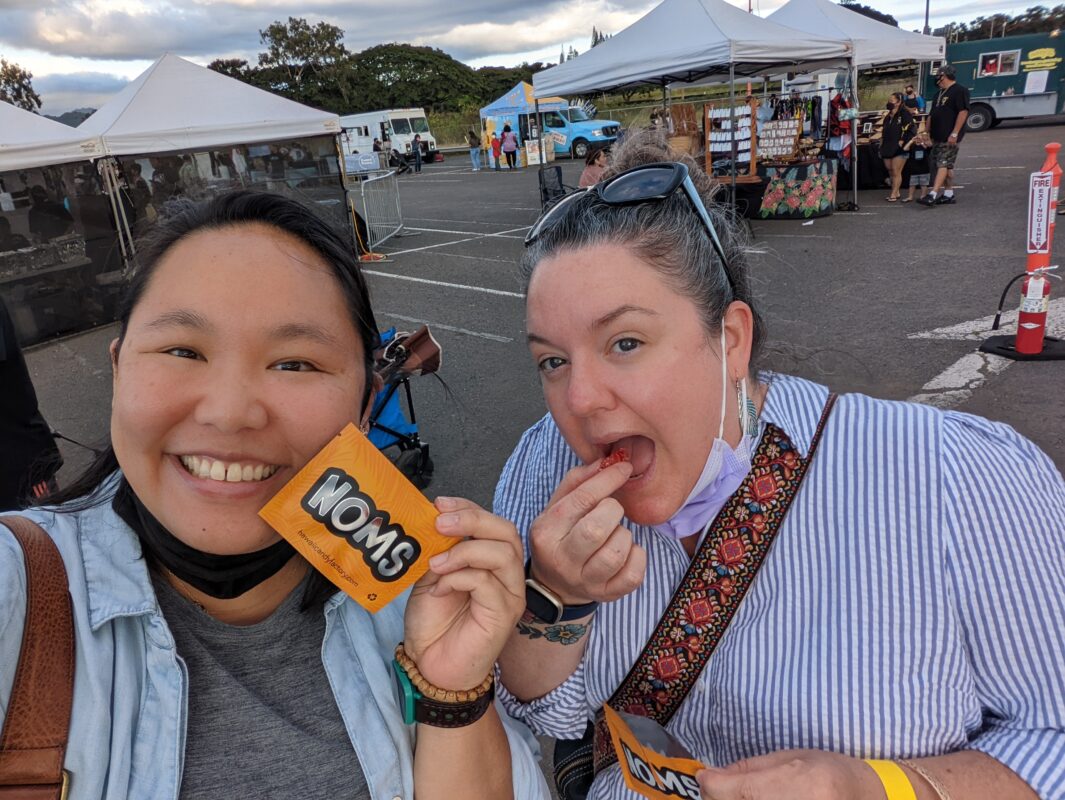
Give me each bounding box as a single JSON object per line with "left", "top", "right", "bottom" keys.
{"left": 1016, "top": 268, "right": 1054, "bottom": 355}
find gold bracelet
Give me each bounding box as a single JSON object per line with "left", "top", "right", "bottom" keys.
{"left": 897, "top": 759, "right": 953, "bottom": 800}
{"left": 394, "top": 643, "right": 493, "bottom": 704}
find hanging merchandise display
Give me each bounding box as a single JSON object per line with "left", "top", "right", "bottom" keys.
{"left": 705, "top": 101, "right": 757, "bottom": 179}
{"left": 758, "top": 118, "right": 802, "bottom": 160}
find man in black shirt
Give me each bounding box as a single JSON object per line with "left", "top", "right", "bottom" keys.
{"left": 0, "top": 296, "right": 63, "bottom": 510}
{"left": 918, "top": 64, "right": 970, "bottom": 206}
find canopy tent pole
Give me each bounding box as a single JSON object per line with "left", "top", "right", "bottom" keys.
{"left": 851, "top": 60, "right": 859, "bottom": 208}
{"left": 535, "top": 98, "right": 544, "bottom": 175}
{"left": 729, "top": 62, "right": 737, "bottom": 199}
{"left": 99, "top": 158, "right": 135, "bottom": 270}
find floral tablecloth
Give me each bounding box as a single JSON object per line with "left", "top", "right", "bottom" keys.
{"left": 758, "top": 159, "right": 836, "bottom": 219}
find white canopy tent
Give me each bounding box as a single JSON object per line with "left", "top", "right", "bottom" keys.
{"left": 768, "top": 0, "right": 945, "bottom": 206}
{"left": 768, "top": 0, "right": 945, "bottom": 68}
{"left": 532, "top": 0, "right": 851, "bottom": 98}
{"left": 77, "top": 53, "right": 341, "bottom": 156}
{"left": 69, "top": 54, "right": 344, "bottom": 264}
{"left": 0, "top": 102, "right": 97, "bottom": 172}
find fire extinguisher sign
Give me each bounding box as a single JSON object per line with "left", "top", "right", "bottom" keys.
{"left": 1028, "top": 171, "right": 1054, "bottom": 253}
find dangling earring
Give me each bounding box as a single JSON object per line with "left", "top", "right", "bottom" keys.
{"left": 737, "top": 377, "right": 758, "bottom": 438}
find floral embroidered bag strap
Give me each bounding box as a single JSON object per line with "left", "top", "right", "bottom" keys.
{"left": 590, "top": 393, "right": 838, "bottom": 776}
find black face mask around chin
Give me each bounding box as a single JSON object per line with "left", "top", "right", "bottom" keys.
{"left": 113, "top": 479, "right": 296, "bottom": 599}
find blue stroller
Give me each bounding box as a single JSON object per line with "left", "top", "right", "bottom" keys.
{"left": 368, "top": 326, "right": 441, "bottom": 489}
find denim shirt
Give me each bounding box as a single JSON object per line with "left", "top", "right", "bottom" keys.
{"left": 0, "top": 488, "right": 549, "bottom": 800}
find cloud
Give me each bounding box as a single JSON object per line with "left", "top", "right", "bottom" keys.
{"left": 417, "top": 0, "right": 654, "bottom": 60}
{"left": 1, "top": 0, "right": 654, "bottom": 64}
{"left": 30, "top": 71, "right": 130, "bottom": 114}
{"left": 33, "top": 71, "right": 130, "bottom": 94}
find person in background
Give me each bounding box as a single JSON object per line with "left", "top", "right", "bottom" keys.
{"left": 501, "top": 125, "right": 520, "bottom": 170}
{"left": 372, "top": 138, "right": 382, "bottom": 152}
{"left": 0, "top": 191, "right": 548, "bottom": 800}
{"left": 489, "top": 130, "right": 1065, "bottom": 800}
{"left": 902, "top": 129, "right": 932, "bottom": 203}
{"left": 467, "top": 128, "right": 483, "bottom": 172}
{"left": 880, "top": 92, "right": 915, "bottom": 202}
{"left": 578, "top": 148, "right": 609, "bottom": 188}
{"left": 918, "top": 64, "right": 970, "bottom": 206}
{"left": 178, "top": 154, "right": 199, "bottom": 188}
{"left": 127, "top": 162, "right": 153, "bottom": 224}
{"left": 0, "top": 217, "right": 29, "bottom": 252}
{"left": 491, "top": 132, "right": 503, "bottom": 171}
{"left": 412, "top": 134, "right": 423, "bottom": 174}
{"left": 903, "top": 84, "right": 926, "bottom": 114}
{"left": 0, "top": 295, "right": 63, "bottom": 511}
{"left": 28, "top": 185, "right": 74, "bottom": 243}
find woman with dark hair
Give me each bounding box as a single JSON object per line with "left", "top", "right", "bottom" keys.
{"left": 578, "top": 148, "right": 609, "bottom": 189}
{"left": 881, "top": 92, "right": 915, "bottom": 202}
{"left": 501, "top": 125, "right": 520, "bottom": 170}
{"left": 0, "top": 191, "right": 548, "bottom": 800}
{"left": 474, "top": 131, "right": 1065, "bottom": 800}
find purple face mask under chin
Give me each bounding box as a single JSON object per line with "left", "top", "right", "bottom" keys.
{"left": 654, "top": 322, "right": 755, "bottom": 540}
{"left": 654, "top": 437, "right": 753, "bottom": 540}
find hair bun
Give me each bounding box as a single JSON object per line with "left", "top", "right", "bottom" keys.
{"left": 602, "top": 128, "right": 718, "bottom": 200}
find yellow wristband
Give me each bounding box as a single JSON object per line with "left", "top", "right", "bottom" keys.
{"left": 864, "top": 760, "right": 918, "bottom": 800}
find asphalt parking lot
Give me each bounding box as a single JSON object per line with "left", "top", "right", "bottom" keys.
{"left": 27, "top": 119, "right": 1065, "bottom": 507}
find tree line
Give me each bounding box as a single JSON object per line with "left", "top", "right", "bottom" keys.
{"left": 933, "top": 5, "right": 1065, "bottom": 41}
{"left": 206, "top": 18, "right": 550, "bottom": 115}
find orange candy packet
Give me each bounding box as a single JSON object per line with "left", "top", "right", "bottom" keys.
{"left": 258, "top": 423, "right": 457, "bottom": 613}
{"left": 604, "top": 705, "right": 706, "bottom": 800}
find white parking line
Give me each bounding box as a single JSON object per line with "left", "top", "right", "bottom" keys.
{"left": 382, "top": 225, "right": 531, "bottom": 256}
{"left": 378, "top": 311, "right": 513, "bottom": 343}
{"left": 434, "top": 252, "right": 518, "bottom": 264}
{"left": 406, "top": 226, "right": 525, "bottom": 238}
{"left": 407, "top": 217, "right": 527, "bottom": 226}
{"left": 757, "top": 233, "right": 833, "bottom": 239}
{"left": 363, "top": 270, "right": 525, "bottom": 298}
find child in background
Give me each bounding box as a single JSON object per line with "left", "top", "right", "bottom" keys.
{"left": 490, "top": 132, "right": 502, "bottom": 171}
{"left": 902, "top": 129, "right": 932, "bottom": 203}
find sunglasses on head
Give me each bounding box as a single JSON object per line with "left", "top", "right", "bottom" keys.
{"left": 524, "top": 161, "right": 732, "bottom": 276}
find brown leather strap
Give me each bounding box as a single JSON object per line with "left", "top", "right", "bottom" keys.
{"left": 592, "top": 393, "right": 838, "bottom": 775}
{"left": 0, "top": 517, "right": 74, "bottom": 799}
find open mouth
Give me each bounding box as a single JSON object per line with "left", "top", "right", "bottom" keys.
{"left": 600, "top": 436, "right": 654, "bottom": 480}
{"left": 178, "top": 455, "right": 280, "bottom": 483}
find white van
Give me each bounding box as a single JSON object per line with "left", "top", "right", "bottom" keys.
{"left": 339, "top": 108, "right": 438, "bottom": 161}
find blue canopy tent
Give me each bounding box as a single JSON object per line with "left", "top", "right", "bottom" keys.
{"left": 479, "top": 82, "right": 567, "bottom": 162}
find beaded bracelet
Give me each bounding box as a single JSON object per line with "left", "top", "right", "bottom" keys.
{"left": 897, "top": 759, "right": 953, "bottom": 800}
{"left": 394, "top": 643, "right": 494, "bottom": 704}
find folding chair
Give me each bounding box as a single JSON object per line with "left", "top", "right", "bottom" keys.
{"left": 538, "top": 166, "right": 576, "bottom": 211}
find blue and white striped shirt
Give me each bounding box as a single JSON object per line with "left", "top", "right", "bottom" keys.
{"left": 494, "top": 373, "right": 1065, "bottom": 799}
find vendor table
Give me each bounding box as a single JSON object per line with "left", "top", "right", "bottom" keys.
{"left": 757, "top": 159, "right": 837, "bottom": 219}
{"left": 834, "top": 143, "right": 890, "bottom": 191}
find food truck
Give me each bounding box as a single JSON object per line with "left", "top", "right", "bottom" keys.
{"left": 480, "top": 82, "right": 622, "bottom": 160}
{"left": 339, "top": 108, "right": 439, "bottom": 159}
{"left": 924, "top": 32, "right": 1065, "bottom": 131}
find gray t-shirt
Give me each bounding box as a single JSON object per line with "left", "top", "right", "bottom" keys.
{"left": 153, "top": 574, "right": 372, "bottom": 800}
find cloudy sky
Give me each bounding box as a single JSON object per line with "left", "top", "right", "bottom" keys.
{"left": 0, "top": 0, "right": 1038, "bottom": 114}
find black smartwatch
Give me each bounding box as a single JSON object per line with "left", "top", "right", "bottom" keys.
{"left": 524, "top": 560, "right": 599, "bottom": 624}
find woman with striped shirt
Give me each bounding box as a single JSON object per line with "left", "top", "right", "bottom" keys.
{"left": 488, "top": 131, "right": 1065, "bottom": 800}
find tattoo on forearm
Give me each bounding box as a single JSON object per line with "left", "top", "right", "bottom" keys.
{"left": 516, "top": 613, "right": 589, "bottom": 645}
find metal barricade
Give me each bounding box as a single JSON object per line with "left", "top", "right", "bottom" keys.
{"left": 342, "top": 151, "right": 404, "bottom": 253}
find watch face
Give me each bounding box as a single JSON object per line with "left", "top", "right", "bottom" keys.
{"left": 525, "top": 578, "right": 564, "bottom": 624}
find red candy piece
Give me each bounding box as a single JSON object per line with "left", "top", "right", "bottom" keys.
{"left": 598, "top": 448, "right": 629, "bottom": 470}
